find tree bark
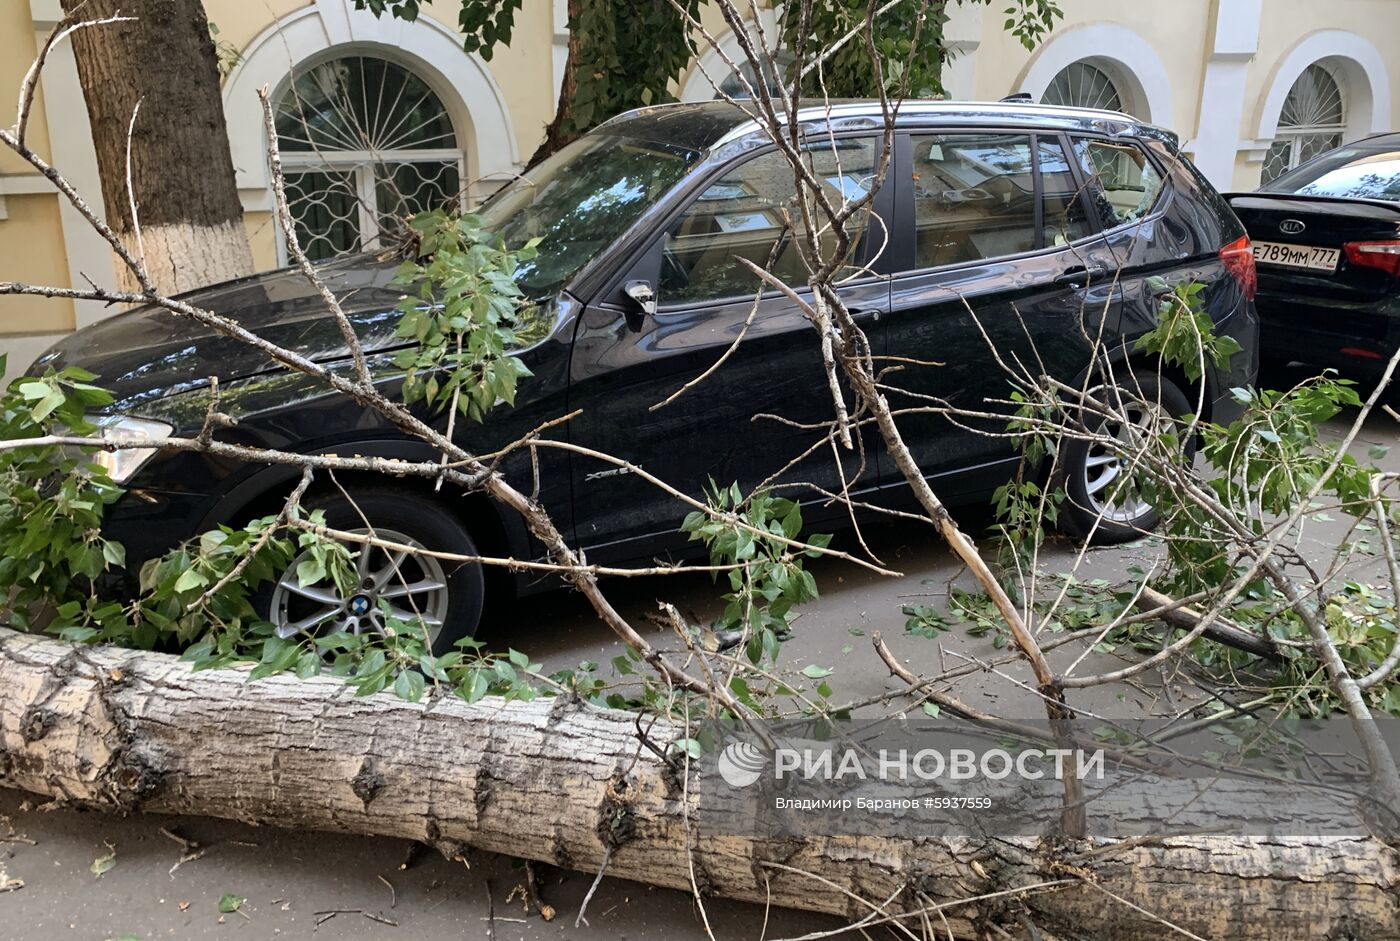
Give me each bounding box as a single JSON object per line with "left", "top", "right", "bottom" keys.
{"left": 0, "top": 627, "right": 1396, "bottom": 940}
{"left": 58, "top": 0, "right": 254, "bottom": 295}
{"left": 529, "top": 0, "right": 583, "bottom": 168}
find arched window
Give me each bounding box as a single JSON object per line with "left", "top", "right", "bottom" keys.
{"left": 1040, "top": 61, "right": 1124, "bottom": 113}
{"left": 1262, "top": 63, "right": 1346, "bottom": 185}
{"left": 274, "top": 55, "right": 465, "bottom": 260}
{"left": 715, "top": 51, "right": 796, "bottom": 99}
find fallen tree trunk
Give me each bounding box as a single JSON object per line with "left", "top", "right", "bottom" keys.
{"left": 0, "top": 628, "right": 1395, "bottom": 939}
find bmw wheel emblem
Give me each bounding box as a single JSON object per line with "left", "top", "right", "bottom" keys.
{"left": 349, "top": 595, "right": 371, "bottom": 616}
{"left": 1280, "top": 218, "right": 1306, "bottom": 235}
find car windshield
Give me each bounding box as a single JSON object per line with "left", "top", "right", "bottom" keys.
{"left": 1263, "top": 146, "right": 1400, "bottom": 201}
{"left": 479, "top": 134, "right": 702, "bottom": 296}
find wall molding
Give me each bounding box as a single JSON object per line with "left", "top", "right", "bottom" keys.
{"left": 1252, "top": 29, "right": 1392, "bottom": 143}
{"left": 1014, "top": 23, "right": 1175, "bottom": 127}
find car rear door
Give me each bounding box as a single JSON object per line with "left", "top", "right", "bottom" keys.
{"left": 875, "top": 128, "right": 1121, "bottom": 498}
{"left": 566, "top": 138, "right": 893, "bottom": 559}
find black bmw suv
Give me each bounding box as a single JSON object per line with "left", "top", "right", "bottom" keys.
{"left": 32, "top": 100, "right": 1259, "bottom": 649}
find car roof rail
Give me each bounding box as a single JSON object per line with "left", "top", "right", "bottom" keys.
{"left": 1000, "top": 92, "right": 1034, "bottom": 103}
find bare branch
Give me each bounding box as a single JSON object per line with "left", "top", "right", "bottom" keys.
{"left": 13, "top": 10, "right": 137, "bottom": 146}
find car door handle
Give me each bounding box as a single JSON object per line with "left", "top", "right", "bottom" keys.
{"left": 848, "top": 307, "right": 882, "bottom": 323}
{"left": 1054, "top": 265, "right": 1111, "bottom": 288}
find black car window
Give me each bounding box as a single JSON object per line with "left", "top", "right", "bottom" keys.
{"left": 1071, "top": 138, "right": 1165, "bottom": 227}
{"left": 1264, "top": 147, "right": 1400, "bottom": 201}
{"left": 657, "top": 139, "right": 877, "bottom": 305}
{"left": 478, "top": 134, "right": 701, "bottom": 298}
{"left": 1038, "top": 138, "right": 1096, "bottom": 247}
{"left": 908, "top": 132, "right": 1040, "bottom": 268}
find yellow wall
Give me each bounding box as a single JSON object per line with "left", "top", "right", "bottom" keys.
{"left": 1, "top": 0, "right": 76, "bottom": 333}
{"left": 202, "top": 0, "right": 555, "bottom": 169}
{"left": 205, "top": 0, "right": 312, "bottom": 56}
{"left": 1230, "top": 0, "right": 1400, "bottom": 189}
{"left": 979, "top": 1, "right": 1213, "bottom": 136}
{"left": 1248, "top": 0, "right": 1400, "bottom": 120}
{"left": 0, "top": 195, "right": 77, "bottom": 334}
{"left": 421, "top": 0, "right": 555, "bottom": 161}
{"left": 0, "top": 1, "right": 52, "bottom": 175}
{"left": 4, "top": 0, "right": 1399, "bottom": 352}
{"left": 245, "top": 211, "right": 279, "bottom": 272}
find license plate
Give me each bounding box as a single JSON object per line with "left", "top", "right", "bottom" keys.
{"left": 1252, "top": 241, "right": 1340, "bottom": 272}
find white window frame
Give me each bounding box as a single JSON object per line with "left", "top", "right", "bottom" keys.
{"left": 277, "top": 149, "right": 467, "bottom": 261}
{"left": 1262, "top": 64, "right": 1347, "bottom": 184}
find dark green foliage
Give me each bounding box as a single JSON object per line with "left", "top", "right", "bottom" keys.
{"left": 0, "top": 358, "right": 124, "bottom": 631}
{"left": 1133, "top": 277, "right": 1243, "bottom": 383}
{"left": 901, "top": 603, "right": 949, "bottom": 638}
{"left": 0, "top": 357, "right": 340, "bottom": 651}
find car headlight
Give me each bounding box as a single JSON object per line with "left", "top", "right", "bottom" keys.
{"left": 89, "top": 415, "right": 173, "bottom": 483}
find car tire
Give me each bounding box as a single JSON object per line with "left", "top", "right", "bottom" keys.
{"left": 1055, "top": 369, "right": 1193, "bottom": 545}
{"left": 257, "top": 487, "right": 485, "bottom": 653}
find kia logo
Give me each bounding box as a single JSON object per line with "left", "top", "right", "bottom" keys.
{"left": 1280, "top": 219, "right": 1306, "bottom": 235}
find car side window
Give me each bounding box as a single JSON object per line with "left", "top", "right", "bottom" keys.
{"left": 909, "top": 133, "right": 1041, "bottom": 268}
{"left": 1037, "top": 138, "right": 1096, "bottom": 246}
{"left": 658, "top": 140, "right": 876, "bottom": 305}
{"left": 1071, "top": 138, "right": 1165, "bottom": 226}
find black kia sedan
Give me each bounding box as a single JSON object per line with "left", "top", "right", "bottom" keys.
{"left": 32, "top": 100, "right": 1259, "bottom": 649}
{"left": 1228, "top": 133, "right": 1400, "bottom": 378}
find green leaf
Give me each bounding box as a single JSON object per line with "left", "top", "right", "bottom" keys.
{"left": 673, "top": 737, "right": 702, "bottom": 759}
{"left": 90, "top": 846, "right": 117, "bottom": 876}
{"left": 461, "top": 671, "right": 489, "bottom": 704}
{"left": 217, "top": 894, "right": 243, "bottom": 914}
{"left": 173, "top": 568, "right": 206, "bottom": 594}
{"left": 31, "top": 387, "right": 65, "bottom": 422}
{"left": 101, "top": 540, "right": 126, "bottom": 567}
{"left": 394, "top": 669, "right": 426, "bottom": 703}
{"left": 800, "top": 664, "right": 833, "bottom": 679}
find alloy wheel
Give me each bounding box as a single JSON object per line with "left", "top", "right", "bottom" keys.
{"left": 1081, "top": 401, "right": 1172, "bottom": 524}
{"left": 269, "top": 528, "right": 450, "bottom": 646}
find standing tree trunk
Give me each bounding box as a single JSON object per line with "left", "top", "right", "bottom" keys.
{"left": 530, "top": 0, "right": 583, "bottom": 167}
{"left": 59, "top": 0, "right": 254, "bottom": 295}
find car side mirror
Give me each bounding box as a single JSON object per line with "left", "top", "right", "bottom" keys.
{"left": 624, "top": 280, "right": 657, "bottom": 325}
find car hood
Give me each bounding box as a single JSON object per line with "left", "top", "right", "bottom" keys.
{"left": 32, "top": 257, "right": 413, "bottom": 407}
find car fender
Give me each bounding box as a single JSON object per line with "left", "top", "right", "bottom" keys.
{"left": 194, "top": 438, "right": 535, "bottom": 565}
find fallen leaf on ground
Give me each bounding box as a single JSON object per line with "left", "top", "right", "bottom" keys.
{"left": 90, "top": 841, "right": 117, "bottom": 877}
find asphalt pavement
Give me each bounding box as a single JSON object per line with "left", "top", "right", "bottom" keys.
{"left": 4, "top": 364, "right": 1398, "bottom": 940}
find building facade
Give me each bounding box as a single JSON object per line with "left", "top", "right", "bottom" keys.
{"left": 1, "top": 0, "right": 1397, "bottom": 374}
